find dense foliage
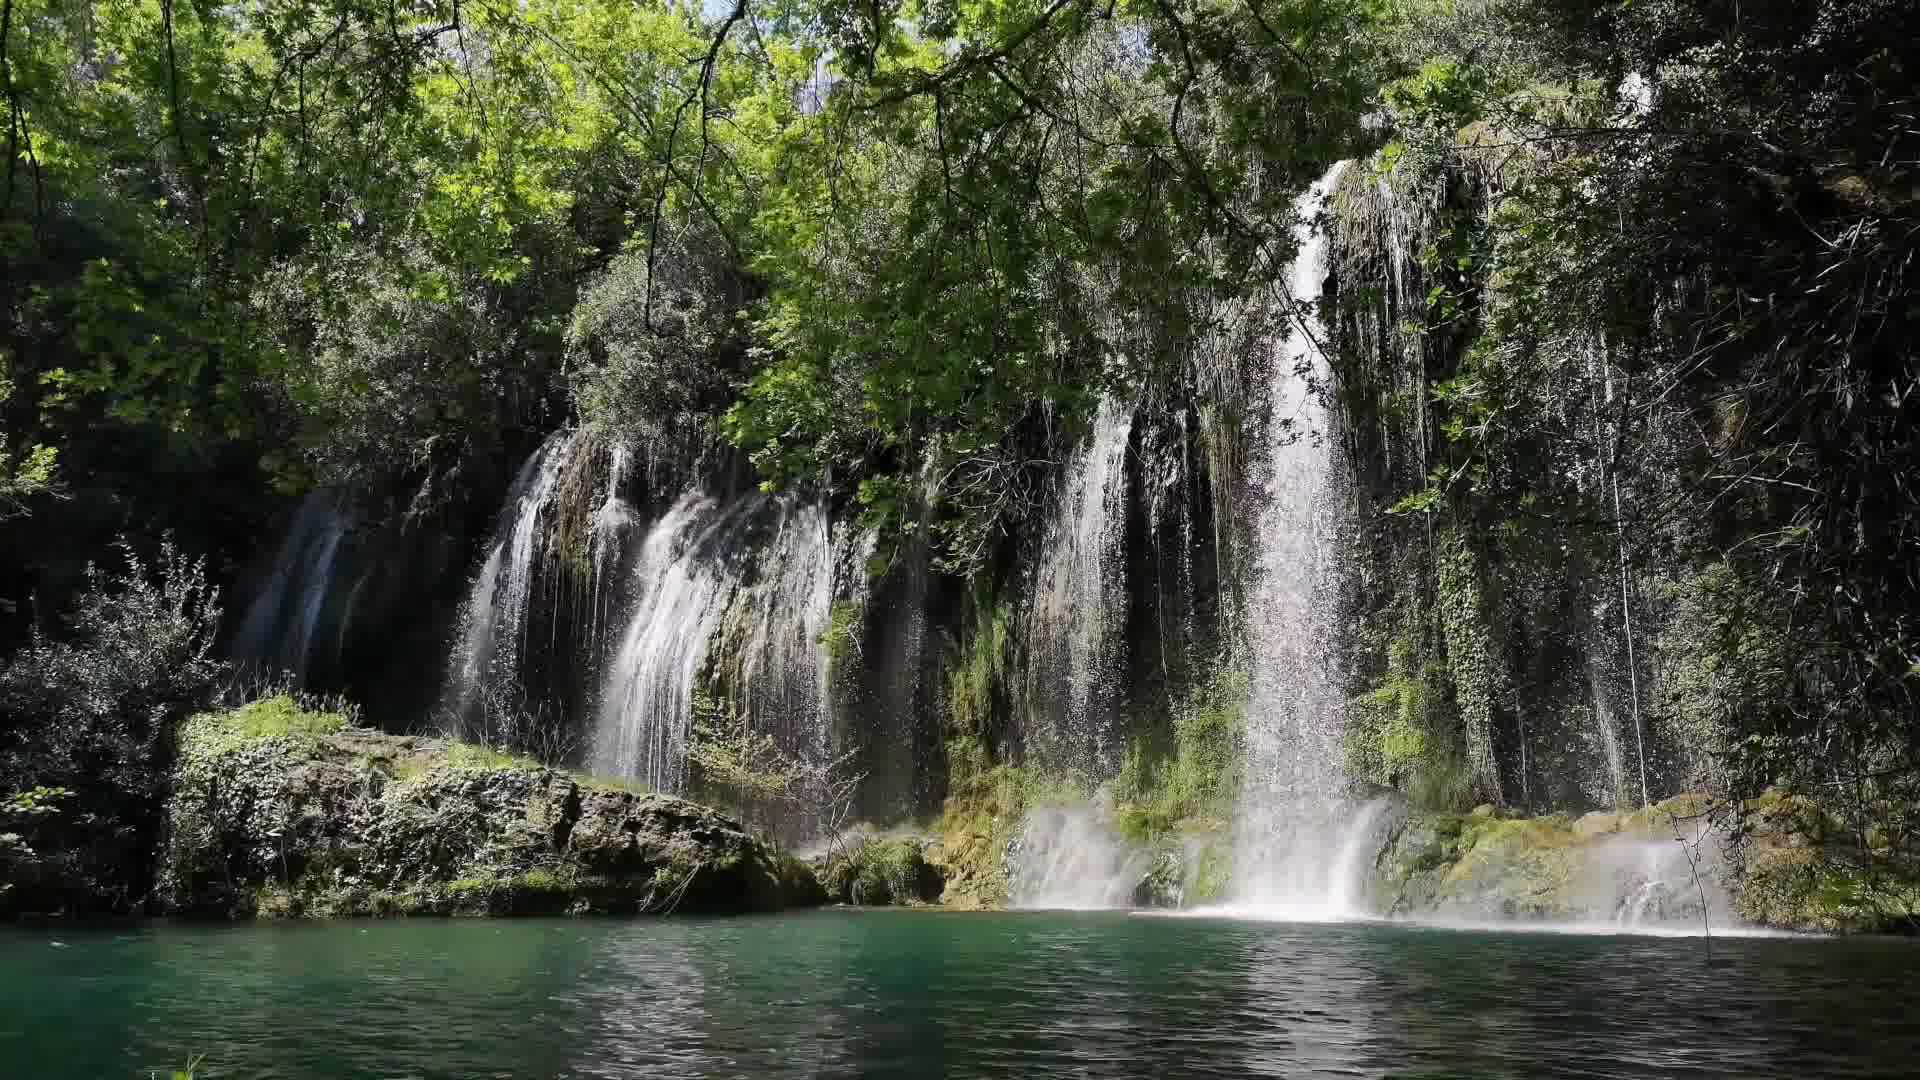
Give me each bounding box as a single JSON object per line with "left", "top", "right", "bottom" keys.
{"left": 0, "top": 544, "right": 223, "bottom": 908}
{"left": 1323, "top": 0, "right": 1919, "bottom": 920}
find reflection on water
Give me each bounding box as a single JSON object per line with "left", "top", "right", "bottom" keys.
{"left": 561, "top": 930, "right": 710, "bottom": 1077}
{"left": 0, "top": 912, "right": 1914, "bottom": 1079}
{"left": 1240, "top": 925, "right": 1388, "bottom": 1078}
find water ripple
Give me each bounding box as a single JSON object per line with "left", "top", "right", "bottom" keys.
{"left": 1, "top": 912, "right": 1913, "bottom": 1079}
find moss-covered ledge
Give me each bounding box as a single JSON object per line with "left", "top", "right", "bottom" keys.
{"left": 1378, "top": 792, "right": 1920, "bottom": 934}
{"left": 158, "top": 697, "right": 824, "bottom": 917}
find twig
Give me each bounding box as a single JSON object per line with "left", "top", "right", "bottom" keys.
{"left": 1670, "top": 812, "right": 1714, "bottom": 962}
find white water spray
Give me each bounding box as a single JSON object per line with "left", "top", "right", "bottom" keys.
{"left": 1008, "top": 805, "right": 1149, "bottom": 911}
{"left": 1227, "top": 162, "right": 1381, "bottom": 919}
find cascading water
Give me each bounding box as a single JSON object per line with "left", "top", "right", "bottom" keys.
{"left": 231, "top": 490, "right": 352, "bottom": 687}
{"left": 442, "top": 430, "right": 579, "bottom": 731}
{"left": 1227, "top": 162, "right": 1382, "bottom": 919}
{"left": 720, "top": 499, "right": 834, "bottom": 765}
{"left": 1021, "top": 397, "right": 1135, "bottom": 774}
{"left": 593, "top": 493, "right": 749, "bottom": 791}
{"left": 588, "top": 444, "right": 641, "bottom": 652}
{"left": 1008, "top": 805, "right": 1148, "bottom": 910}
{"left": 592, "top": 493, "right": 833, "bottom": 794}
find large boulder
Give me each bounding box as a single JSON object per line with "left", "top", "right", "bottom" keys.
{"left": 158, "top": 699, "right": 824, "bottom": 917}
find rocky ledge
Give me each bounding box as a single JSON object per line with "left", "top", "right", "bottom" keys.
{"left": 1379, "top": 792, "right": 1920, "bottom": 934}
{"left": 1377, "top": 796, "right": 1727, "bottom": 928}
{"left": 158, "top": 698, "right": 824, "bottom": 917}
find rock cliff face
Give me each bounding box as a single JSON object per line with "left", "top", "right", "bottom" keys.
{"left": 159, "top": 701, "right": 823, "bottom": 917}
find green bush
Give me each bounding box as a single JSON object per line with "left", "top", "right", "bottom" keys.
{"left": 823, "top": 837, "right": 943, "bottom": 905}
{"left": 0, "top": 543, "right": 224, "bottom": 912}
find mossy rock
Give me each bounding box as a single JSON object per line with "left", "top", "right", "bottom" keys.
{"left": 1573, "top": 811, "right": 1620, "bottom": 838}
{"left": 926, "top": 763, "right": 1036, "bottom": 907}
{"left": 1385, "top": 815, "right": 1466, "bottom": 880}
{"left": 1379, "top": 799, "right": 1728, "bottom": 925}
{"left": 159, "top": 702, "right": 824, "bottom": 918}
{"left": 1619, "top": 792, "right": 1716, "bottom": 837}
{"left": 1733, "top": 805, "right": 1920, "bottom": 934}
{"left": 1132, "top": 848, "right": 1186, "bottom": 908}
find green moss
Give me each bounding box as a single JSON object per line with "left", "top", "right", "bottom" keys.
{"left": 1114, "top": 670, "right": 1246, "bottom": 843}
{"left": 824, "top": 837, "right": 941, "bottom": 905}
{"left": 513, "top": 869, "right": 566, "bottom": 897}
{"left": 1380, "top": 791, "right": 1920, "bottom": 931}
{"left": 768, "top": 850, "right": 826, "bottom": 907}
{"left": 930, "top": 592, "right": 1034, "bottom": 908}
{"left": 1731, "top": 788, "right": 1920, "bottom": 932}
{"left": 444, "top": 743, "right": 538, "bottom": 771}
{"left": 931, "top": 762, "right": 1042, "bottom": 907}
{"left": 1735, "top": 844, "right": 1920, "bottom": 933}
{"left": 388, "top": 758, "right": 433, "bottom": 784}
{"left": 1617, "top": 792, "right": 1717, "bottom": 836}
{"left": 181, "top": 694, "right": 349, "bottom": 758}
{"left": 821, "top": 601, "right": 861, "bottom": 673}
{"left": 229, "top": 694, "right": 349, "bottom": 738}
{"left": 1345, "top": 634, "right": 1473, "bottom": 812}
{"left": 1434, "top": 537, "right": 1505, "bottom": 804}
{"left": 947, "top": 598, "right": 1013, "bottom": 742}
{"left": 1186, "top": 833, "right": 1235, "bottom": 903}
{"left": 445, "top": 875, "right": 495, "bottom": 899}
{"left": 574, "top": 773, "right": 650, "bottom": 795}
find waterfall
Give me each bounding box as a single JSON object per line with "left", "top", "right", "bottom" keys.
{"left": 442, "top": 430, "right": 579, "bottom": 732}
{"left": 1008, "top": 805, "right": 1148, "bottom": 910}
{"left": 1218, "top": 800, "right": 1394, "bottom": 921}
{"left": 592, "top": 493, "right": 748, "bottom": 790}
{"left": 592, "top": 492, "right": 832, "bottom": 793}
{"left": 841, "top": 491, "right": 943, "bottom": 820}
{"left": 231, "top": 491, "right": 352, "bottom": 687}
{"left": 1615, "top": 877, "right": 1668, "bottom": 929}
{"left": 1022, "top": 397, "right": 1135, "bottom": 774}
{"left": 1228, "top": 162, "right": 1376, "bottom": 918}
{"left": 723, "top": 499, "right": 834, "bottom": 765}
{"left": 588, "top": 444, "right": 641, "bottom": 653}
{"left": 1584, "top": 642, "right": 1634, "bottom": 811}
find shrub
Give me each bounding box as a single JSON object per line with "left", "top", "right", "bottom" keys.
{"left": 568, "top": 244, "right": 752, "bottom": 450}
{"left": 0, "top": 541, "right": 224, "bottom": 911}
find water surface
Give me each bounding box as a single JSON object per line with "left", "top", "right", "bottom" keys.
{"left": 2, "top": 910, "right": 1913, "bottom": 1078}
